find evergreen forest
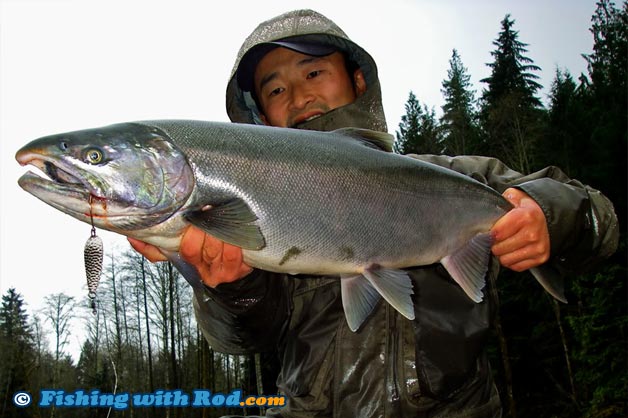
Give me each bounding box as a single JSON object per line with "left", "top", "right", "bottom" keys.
{"left": 395, "top": 2, "right": 626, "bottom": 417}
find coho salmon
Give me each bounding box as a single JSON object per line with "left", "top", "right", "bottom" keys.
{"left": 16, "top": 121, "right": 565, "bottom": 331}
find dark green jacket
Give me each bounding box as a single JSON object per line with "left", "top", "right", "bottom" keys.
{"left": 194, "top": 9, "right": 619, "bottom": 418}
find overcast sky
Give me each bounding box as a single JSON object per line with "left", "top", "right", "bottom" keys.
{"left": 0, "top": 0, "right": 599, "bottom": 359}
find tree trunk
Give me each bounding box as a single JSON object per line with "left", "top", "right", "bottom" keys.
{"left": 168, "top": 263, "right": 179, "bottom": 389}
{"left": 488, "top": 273, "right": 517, "bottom": 418}
{"left": 141, "top": 257, "right": 155, "bottom": 392}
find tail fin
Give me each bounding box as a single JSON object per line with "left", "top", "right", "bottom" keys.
{"left": 530, "top": 265, "right": 567, "bottom": 303}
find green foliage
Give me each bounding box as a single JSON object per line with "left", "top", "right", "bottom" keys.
{"left": 581, "top": 0, "right": 627, "bottom": 228}
{"left": 586, "top": 0, "right": 628, "bottom": 99}
{"left": 0, "top": 288, "right": 37, "bottom": 418}
{"left": 397, "top": 3, "right": 627, "bottom": 417}
{"left": 394, "top": 91, "right": 442, "bottom": 154}
{"left": 478, "top": 14, "right": 546, "bottom": 173}
{"left": 440, "top": 49, "right": 482, "bottom": 155}
{"left": 567, "top": 262, "right": 628, "bottom": 417}
{"left": 540, "top": 69, "right": 585, "bottom": 176}
{"left": 481, "top": 14, "right": 543, "bottom": 110}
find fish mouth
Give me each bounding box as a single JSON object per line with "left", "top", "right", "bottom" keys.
{"left": 43, "top": 161, "right": 83, "bottom": 185}
{"left": 17, "top": 150, "right": 88, "bottom": 191}
{"left": 16, "top": 152, "right": 99, "bottom": 218}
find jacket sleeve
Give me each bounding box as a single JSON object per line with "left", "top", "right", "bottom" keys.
{"left": 192, "top": 269, "right": 290, "bottom": 354}
{"left": 410, "top": 154, "right": 619, "bottom": 275}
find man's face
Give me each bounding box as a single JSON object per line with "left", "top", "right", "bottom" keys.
{"left": 253, "top": 48, "right": 366, "bottom": 127}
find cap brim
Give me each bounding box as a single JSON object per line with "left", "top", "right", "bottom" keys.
{"left": 237, "top": 40, "right": 336, "bottom": 92}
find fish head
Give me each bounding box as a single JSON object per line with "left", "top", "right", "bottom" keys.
{"left": 16, "top": 123, "right": 195, "bottom": 232}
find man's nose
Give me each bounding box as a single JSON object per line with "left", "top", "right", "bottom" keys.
{"left": 290, "top": 84, "right": 315, "bottom": 109}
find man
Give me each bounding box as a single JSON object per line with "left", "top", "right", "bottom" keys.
{"left": 130, "top": 9, "right": 619, "bottom": 417}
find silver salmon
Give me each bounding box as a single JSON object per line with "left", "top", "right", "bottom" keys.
{"left": 16, "top": 120, "right": 565, "bottom": 331}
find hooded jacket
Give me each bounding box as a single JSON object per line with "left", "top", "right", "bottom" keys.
{"left": 194, "top": 9, "right": 619, "bottom": 418}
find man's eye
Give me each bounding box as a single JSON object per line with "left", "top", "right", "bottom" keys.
{"left": 269, "top": 87, "right": 284, "bottom": 97}
{"left": 307, "top": 70, "right": 322, "bottom": 79}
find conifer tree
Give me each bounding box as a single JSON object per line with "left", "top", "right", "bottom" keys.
{"left": 586, "top": 0, "right": 627, "bottom": 101}
{"left": 581, "top": 0, "right": 627, "bottom": 220}
{"left": 543, "top": 69, "right": 585, "bottom": 176}
{"left": 480, "top": 14, "right": 545, "bottom": 173}
{"left": 440, "top": 49, "right": 481, "bottom": 155}
{"left": 563, "top": 3, "right": 627, "bottom": 416}
{"left": 0, "top": 289, "right": 35, "bottom": 418}
{"left": 481, "top": 14, "right": 542, "bottom": 109}
{"left": 394, "top": 91, "right": 442, "bottom": 155}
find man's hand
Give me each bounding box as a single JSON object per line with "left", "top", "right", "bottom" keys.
{"left": 491, "top": 188, "right": 550, "bottom": 271}
{"left": 128, "top": 226, "right": 253, "bottom": 288}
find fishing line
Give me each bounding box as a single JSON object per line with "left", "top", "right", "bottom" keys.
{"left": 85, "top": 196, "right": 117, "bottom": 416}
{"left": 101, "top": 302, "right": 119, "bottom": 418}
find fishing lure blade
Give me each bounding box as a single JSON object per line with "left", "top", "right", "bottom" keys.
{"left": 84, "top": 229, "right": 103, "bottom": 314}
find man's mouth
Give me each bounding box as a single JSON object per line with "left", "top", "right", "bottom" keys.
{"left": 291, "top": 111, "right": 325, "bottom": 126}
{"left": 303, "top": 114, "right": 322, "bottom": 122}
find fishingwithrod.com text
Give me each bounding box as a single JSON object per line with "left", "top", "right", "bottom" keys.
{"left": 13, "top": 389, "right": 285, "bottom": 410}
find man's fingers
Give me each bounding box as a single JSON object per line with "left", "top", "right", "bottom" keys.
{"left": 491, "top": 187, "right": 550, "bottom": 271}
{"left": 128, "top": 227, "right": 252, "bottom": 287}
{"left": 491, "top": 212, "right": 523, "bottom": 244}
{"left": 178, "top": 227, "right": 252, "bottom": 287}
{"left": 179, "top": 227, "right": 209, "bottom": 263}
{"left": 222, "top": 243, "right": 254, "bottom": 280}
{"left": 495, "top": 242, "right": 549, "bottom": 270}
{"left": 203, "top": 242, "right": 252, "bottom": 287}
{"left": 491, "top": 225, "right": 544, "bottom": 256}
{"left": 128, "top": 237, "right": 168, "bottom": 262}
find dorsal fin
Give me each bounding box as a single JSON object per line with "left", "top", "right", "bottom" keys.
{"left": 333, "top": 128, "right": 394, "bottom": 152}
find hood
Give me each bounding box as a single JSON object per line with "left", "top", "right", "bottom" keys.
{"left": 226, "top": 9, "right": 387, "bottom": 132}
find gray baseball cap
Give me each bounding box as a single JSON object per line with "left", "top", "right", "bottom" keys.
{"left": 236, "top": 39, "right": 336, "bottom": 92}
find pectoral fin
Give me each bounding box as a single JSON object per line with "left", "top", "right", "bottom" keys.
{"left": 184, "top": 198, "right": 266, "bottom": 250}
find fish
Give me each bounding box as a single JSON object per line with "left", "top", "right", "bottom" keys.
{"left": 15, "top": 120, "right": 565, "bottom": 331}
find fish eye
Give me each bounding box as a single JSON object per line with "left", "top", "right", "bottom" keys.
{"left": 84, "top": 148, "right": 104, "bottom": 165}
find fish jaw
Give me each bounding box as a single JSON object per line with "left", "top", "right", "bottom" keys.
{"left": 18, "top": 169, "right": 94, "bottom": 223}
{"left": 16, "top": 147, "right": 106, "bottom": 226}
{"left": 15, "top": 123, "right": 196, "bottom": 233}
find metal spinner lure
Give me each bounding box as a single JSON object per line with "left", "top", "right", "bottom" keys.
{"left": 84, "top": 197, "right": 103, "bottom": 314}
